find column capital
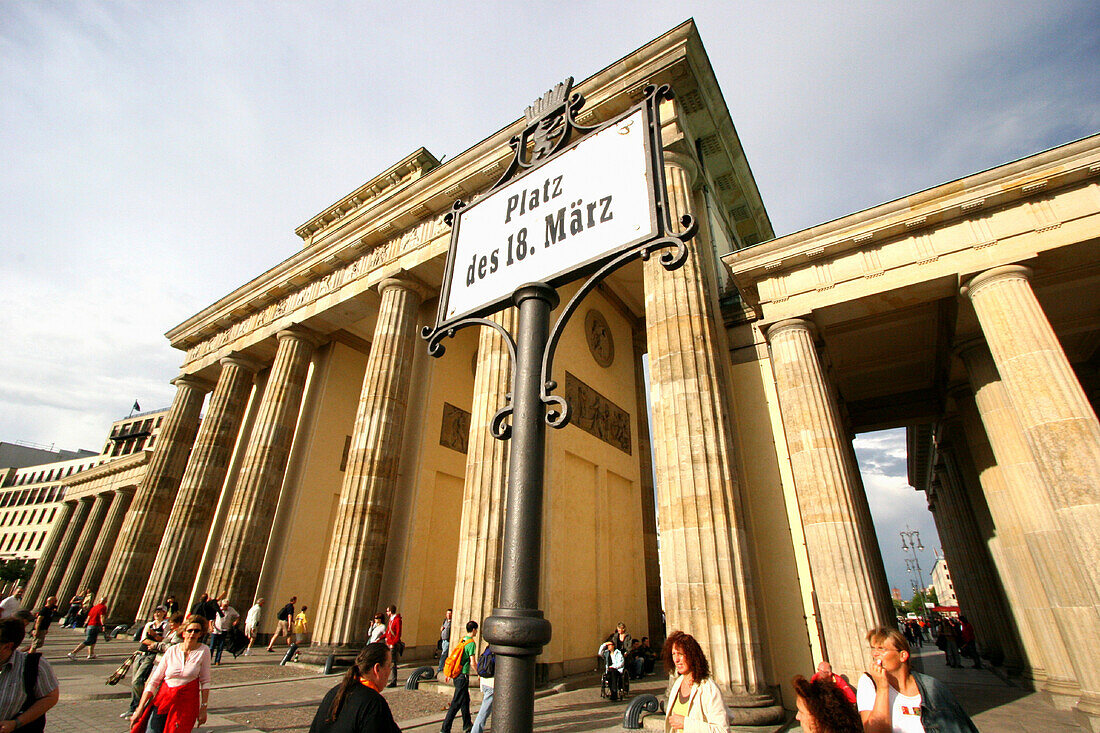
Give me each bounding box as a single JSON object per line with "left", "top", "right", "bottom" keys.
{"left": 661, "top": 149, "right": 700, "bottom": 187}
{"left": 377, "top": 275, "right": 430, "bottom": 302}
{"left": 76, "top": 494, "right": 95, "bottom": 505}
{"left": 112, "top": 486, "right": 136, "bottom": 498}
{"left": 276, "top": 324, "right": 323, "bottom": 348}
{"left": 220, "top": 352, "right": 264, "bottom": 373}
{"left": 961, "top": 264, "right": 1033, "bottom": 300}
{"left": 765, "top": 317, "right": 816, "bottom": 342}
{"left": 170, "top": 374, "right": 215, "bottom": 393}
{"left": 952, "top": 337, "right": 988, "bottom": 362}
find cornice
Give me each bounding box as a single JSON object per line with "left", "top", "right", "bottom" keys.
{"left": 725, "top": 133, "right": 1100, "bottom": 293}
{"left": 62, "top": 450, "right": 150, "bottom": 487}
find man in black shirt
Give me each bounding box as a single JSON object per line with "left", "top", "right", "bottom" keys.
{"left": 267, "top": 596, "right": 297, "bottom": 652}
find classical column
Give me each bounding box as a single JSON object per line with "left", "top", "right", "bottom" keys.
{"left": 311, "top": 281, "right": 422, "bottom": 651}
{"left": 931, "top": 445, "right": 1022, "bottom": 671}
{"left": 952, "top": 377, "right": 1072, "bottom": 688}
{"left": 205, "top": 327, "right": 318, "bottom": 604}
{"left": 78, "top": 488, "right": 135, "bottom": 596}
{"left": 644, "top": 151, "right": 772, "bottom": 705}
{"left": 959, "top": 339, "right": 1099, "bottom": 712}
{"left": 98, "top": 375, "right": 209, "bottom": 624}
{"left": 55, "top": 492, "right": 113, "bottom": 602}
{"left": 448, "top": 308, "right": 513, "bottom": 652}
{"left": 963, "top": 265, "right": 1100, "bottom": 592}
{"left": 138, "top": 354, "right": 259, "bottom": 618}
{"left": 767, "top": 318, "right": 891, "bottom": 678}
{"left": 38, "top": 497, "right": 93, "bottom": 602}
{"left": 24, "top": 500, "right": 75, "bottom": 608}
{"left": 633, "top": 329, "right": 665, "bottom": 640}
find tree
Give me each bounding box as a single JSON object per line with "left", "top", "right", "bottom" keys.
{"left": 0, "top": 559, "right": 34, "bottom": 584}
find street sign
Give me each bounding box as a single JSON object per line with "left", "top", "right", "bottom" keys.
{"left": 439, "top": 108, "right": 656, "bottom": 324}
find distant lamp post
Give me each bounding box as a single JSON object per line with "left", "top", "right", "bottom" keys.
{"left": 900, "top": 526, "right": 928, "bottom": 617}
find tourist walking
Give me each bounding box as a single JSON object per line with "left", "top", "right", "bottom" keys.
{"left": 470, "top": 644, "right": 494, "bottom": 733}
{"left": 244, "top": 598, "right": 263, "bottom": 654}
{"left": 437, "top": 608, "right": 453, "bottom": 673}
{"left": 308, "top": 642, "right": 401, "bottom": 732}
{"left": 210, "top": 598, "right": 239, "bottom": 665}
{"left": 441, "top": 621, "right": 478, "bottom": 733}
{"left": 25, "top": 596, "right": 58, "bottom": 653}
{"left": 858, "top": 626, "right": 978, "bottom": 732}
{"left": 267, "top": 596, "right": 297, "bottom": 652}
{"left": 661, "top": 630, "right": 732, "bottom": 731}
{"left": 130, "top": 614, "right": 212, "bottom": 733}
{"left": 0, "top": 587, "right": 25, "bottom": 620}
{"left": 122, "top": 608, "right": 176, "bottom": 719}
{"left": 67, "top": 596, "right": 108, "bottom": 659}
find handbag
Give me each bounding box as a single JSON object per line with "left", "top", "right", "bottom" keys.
{"left": 19, "top": 653, "right": 47, "bottom": 732}
{"left": 107, "top": 651, "right": 142, "bottom": 685}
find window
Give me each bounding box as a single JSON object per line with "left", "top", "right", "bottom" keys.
{"left": 156, "top": 416, "right": 163, "bottom": 427}
{"left": 35, "top": 533, "right": 44, "bottom": 550}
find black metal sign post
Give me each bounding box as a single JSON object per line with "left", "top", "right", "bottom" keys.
{"left": 422, "top": 78, "right": 696, "bottom": 732}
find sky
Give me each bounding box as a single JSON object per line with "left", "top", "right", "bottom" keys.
{"left": 2, "top": 1, "right": 1098, "bottom": 593}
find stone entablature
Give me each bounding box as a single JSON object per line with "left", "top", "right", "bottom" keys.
{"left": 62, "top": 450, "right": 150, "bottom": 501}
{"left": 726, "top": 135, "right": 1100, "bottom": 323}
{"left": 165, "top": 21, "right": 772, "bottom": 373}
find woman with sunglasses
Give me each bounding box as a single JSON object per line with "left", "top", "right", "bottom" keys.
{"left": 130, "top": 614, "right": 212, "bottom": 733}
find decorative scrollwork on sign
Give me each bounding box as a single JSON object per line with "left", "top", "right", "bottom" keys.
{"left": 490, "top": 77, "right": 597, "bottom": 193}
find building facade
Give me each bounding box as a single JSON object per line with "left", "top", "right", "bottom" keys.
{"left": 23, "top": 21, "right": 1100, "bottom": 726}
{"left": 930, "top": 555, "right": 958, "bottom": 608}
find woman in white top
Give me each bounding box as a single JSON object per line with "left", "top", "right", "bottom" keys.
{"left": 662, "top": 630, "right": 730, "bottom": 733}
{"left": 245, "top": 599, "right": 263, "bottom": 654}
{"left": 368, "top": 613, "right": 387, "bottom": 644}
{"left": 130, "top": 614, "right": 212, "bottom": 733}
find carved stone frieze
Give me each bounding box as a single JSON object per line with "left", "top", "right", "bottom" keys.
{"left": 564, "top": 371, "right": 631, "bottom": 454}
{"left": 440, "top": 402, "right": 472, "bottom": 454}
{"left": 184, "top": 214, "right": 447, "bottom": 365}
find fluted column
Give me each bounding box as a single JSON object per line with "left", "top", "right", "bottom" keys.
{"left": 767, "top": 318, "right": 891, "bottom": 678}
{"left": 205, "top": 328, "right": 318, "bottom": 604}
{"left": 644, "top": 151, "right": 769, "bottom": 699}
{"left": 951, "top": 379, "right": 1068, "bottom": 686}
{"left": 138, "top": 354, "right": 259, "bottom": 618}
{"left": 39, "top": 497, "right": 93, "bottom": 600}
{"left": 960, "top": 339, "right": 1099, "bottom": 711}
{"left": 25, "top": 500, "right": 75, "bottom": 608}
{"left": 963, "top": 265, "right": 1100, "bottom": 591}
{"left": 448, "top": 308, "right": 514, "bottom": 652}
{"left": 98, "top": 375, "right": 209, "bottom": 624}
{"left": 932, "top": 443, "right": 1022, "bottom": 670}
{"left": 312, "top": 281, "right": 422, "bottom": 650}
{"left": 56, "top": 492, "right": 113, "bottom": 602}
{"left": 78, "top": 488, "right": 135, "bottom": 596}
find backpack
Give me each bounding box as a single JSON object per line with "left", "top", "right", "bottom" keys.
{"left": 277, "top": 604, "right": 291, "bottom": 621}
{"left": 476, "top": 646, "right": 495, "bottom": 678}
{"left": 442, "top": 636, "right": 470, "bottom": 679}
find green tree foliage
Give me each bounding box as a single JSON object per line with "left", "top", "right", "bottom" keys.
{"left": 0, "top": 559, "right": 35, "bottom": 584}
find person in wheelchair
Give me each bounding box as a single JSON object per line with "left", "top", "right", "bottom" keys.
{"left": 599, "top": 640, "right": 627, "bottom": 701}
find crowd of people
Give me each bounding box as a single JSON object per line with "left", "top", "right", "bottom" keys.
{"left": 0, "top": 580, "right": 990, "bottom": 732}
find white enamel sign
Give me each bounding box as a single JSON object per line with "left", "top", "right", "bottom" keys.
{"left": 443, "top": 109, "right": 655, "bottom": 321}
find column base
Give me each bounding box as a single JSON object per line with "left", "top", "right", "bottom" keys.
{"left": 1043, "top": 677, "right": 1083, "bottom": 710}
{"left": 725, "top": 690, "right": 786, "bottom": 726}
{"left": 1075, "top": 692, "right": 1100, "bottom": 733}
{"left": 297, "top": 643, "right": 362, "bottom": 668}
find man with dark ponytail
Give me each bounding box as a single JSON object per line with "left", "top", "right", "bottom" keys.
{"left": 309, "top": 642, "right": 401, "bottom": 732}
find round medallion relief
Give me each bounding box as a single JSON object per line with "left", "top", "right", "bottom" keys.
{"left": 584, "top": 309, "right": 614, "bottom": 368}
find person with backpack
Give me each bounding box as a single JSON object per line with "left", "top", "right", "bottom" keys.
{"left": 471, "top": 642, "right": 495, "bottom": 733}
{"left": 0, "top": 617, "right": 59, "bottom": 732}
{"left": 441, "top": 620, "right": 478, "bottom": 733}
{"left": 267, "top": 596, "right": 297, "bottom": 652}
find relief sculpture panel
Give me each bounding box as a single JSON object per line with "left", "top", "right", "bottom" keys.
{"left": 564, "top": 371, "right": 631, "bottom": 454}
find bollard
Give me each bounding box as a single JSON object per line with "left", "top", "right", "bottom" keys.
{"left": 623, "top": 694, "right": 660, "bottom": 729}
{"left": 322, "top": 652, "right": 336, "bottom": 675}
{"left": 280, "top": 643, "right": 298, "bottom": 666}
{"left": 405, "top": 666, "right": 436, "bottom": 690}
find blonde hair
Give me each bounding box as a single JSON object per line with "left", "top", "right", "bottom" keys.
{"left": 866, "top": 626, "right": 910, "bottom": 655}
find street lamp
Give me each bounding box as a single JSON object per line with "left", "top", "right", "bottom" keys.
{"left": 900, "top": 526, "right": 928, "bottom": 618}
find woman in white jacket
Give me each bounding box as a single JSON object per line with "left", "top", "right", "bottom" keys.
{"left": 662, "top": 630, "right": 730, "bottom": 733}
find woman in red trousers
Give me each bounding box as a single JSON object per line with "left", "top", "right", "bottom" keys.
{"left": 130, "top": 614, "right": 212, "bottom": 733}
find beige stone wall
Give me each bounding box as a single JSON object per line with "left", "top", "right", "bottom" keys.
{"left": 542, "top": 283, "right": 648, "bottom": 676}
